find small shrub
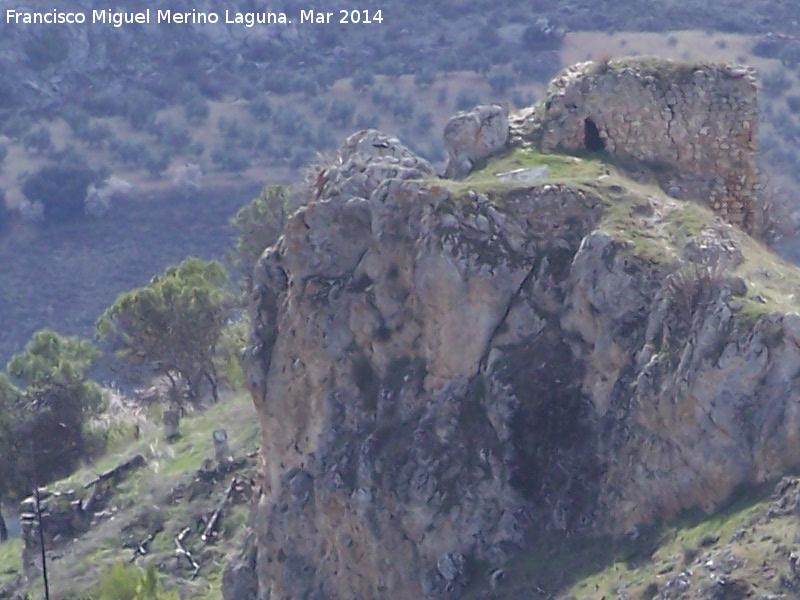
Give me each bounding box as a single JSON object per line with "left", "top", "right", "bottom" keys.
{"left": 763, "top": 70, "right": 791, "bottom": 98}
{"left": 23, "top": 29, "right": 69, "bottom": 71}
{"left": 21, "top": 163, "right": 98, "bottom": 221}
{"left": 389, "top": 94, "right": 415, "bottom": 122}
{"left": 698, "top": 533, "right": 719, "bottom": 547}
{"left": 215, "top": 317, "right": 248, "bottom": 391}
{"left": 779, "top": 42, "right": 800, "bottom": 68}
{"left": 752, "top": 36, "right": 782, "bottom": 59}
{"left": 415, "top": 112, "right": 435, "bottom": 135}
{"left": 156, "top": 123, "right": 191, "bottom": 150}
{"left": 436, "top": 87, "right": 448, "bottom": 107}
{"left": 22, "top": 126, "right": 52, "bottom": 155}
{"left": 111, "top": 138, "right": 149, "bottom": 167}
{"left": 383, "top": 55, "right": 404, "bottom": 77}
{"left": 292, "top": 74, "right": 319, "bottom": 97}
{"left": 145, "top": 151, "right": 170, "bottom": 177}
{"left": 371, "top": 86, "right": 390, "bottom": 105}
{"left": 0, "top": 187, "right": 10, "bottom": 229}
{"left": 316, "top": 124, "right": 339, "bottom": 149}
{"left": 413, "top": 67, "right": 437, "bottom": 88}
{"left": 184, "top": 96, "right": 210, "bottom": 123}
{"left": 2, "top": 115, "right": 33, "bottom": 141}
{"left": 238, "top": 128, "right": 256, "bottom": 150}
{"left": 682, "top": 544, "right": 699, "bottom": 565}
{"left": 218, "top": 117, "right": 244, "bottom": 141}
{"left": 522, "top": 19, "right": 564, "bottom": 51}
{"left": 79, "top": 121, "right": 114, "bottom": 148}
{"left": 640, "top": 581, "right": 659, "bottom": 599}
{"left": 62, "top": 106, "right": 90, "bottom": 134}
{"left": 511, "top": 90, "right": 535, "bottom": 109}
{"left": 328, "top": 98, "right": 356, "bottom": 127}
{"left": 92, "top": 563, "right": 179, "bottom": 600}
{"left": 272, "top": 106, "right": 302, "bottom": 136}
{"left": 455, "top": 89, "right": 482, "bottom": 111}
{"left": 123, "top": 90, "right": 159, "bottom": 129}
{"left": 488, "top": 68, "right": 516, "bottom": 94}
{"left": 513, "top": 50, "right": 562, "bottom": 82}
{"left": 211, "top": 144, "right": 251, "bottom": 172}
{"left": 248, "top": 94, "right": 273, "bottom": 119}
{"left": 255, "top": 129, "right": 272, "bottom": 153}
{"left": 352, "top": 69, "right": 375, "bottom": 91}
{"left": 311, "top": 96, "right": 329, "bottom": 114}
{"left": 187, "top": 140, "right": 205, "bottom": 158}
{"left": 467, "top": 54, "right": 493, "bottom": 75}
{"left": 661, "top": 265, "right": 731, "bottom": 356}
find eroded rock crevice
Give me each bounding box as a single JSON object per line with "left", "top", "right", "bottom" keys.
{"left": 229, "top": 59, "right": 800, "bottom": 600}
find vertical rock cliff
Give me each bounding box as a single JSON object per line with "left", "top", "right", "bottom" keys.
{"left": 228, "top": 60, "right": 800, "bottom": 599}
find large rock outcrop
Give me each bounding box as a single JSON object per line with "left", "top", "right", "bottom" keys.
{"left": 444, "top": 104, "right": 509, "bottom": 179}
{"left": 233, "top": 62, "right": 800, "bottom": 600}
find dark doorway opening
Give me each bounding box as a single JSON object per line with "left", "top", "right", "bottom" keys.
{"left": 584, "top": 118, "right": 605, "bottom": 152}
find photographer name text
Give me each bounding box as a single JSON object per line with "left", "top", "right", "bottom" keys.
{"left": 5, "top": 8, "right": 384, "bottom": 27}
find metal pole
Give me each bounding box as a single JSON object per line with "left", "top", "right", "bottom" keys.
{"left": 30, "top": 440, "right": 50, "bottom": 600}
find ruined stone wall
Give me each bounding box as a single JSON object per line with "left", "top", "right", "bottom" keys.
{"left": 533, "top": 58, "right": 759, "bottom": 233}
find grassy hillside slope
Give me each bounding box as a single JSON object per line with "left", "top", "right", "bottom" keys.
{"left": 0, "top": 393, "right": 260, "bottom": 600}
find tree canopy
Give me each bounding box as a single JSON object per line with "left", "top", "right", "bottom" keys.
{"left": 21, "top": 162, "right": 99, "bottom": 221}
{"left": 96, "top": 257, "right": 233, "bottom": 402}
{"left": 0, "top": 330, "right": 102, "bottom": 501}
{"left": 229, "top": 184, "right": 296, "bottom": 293}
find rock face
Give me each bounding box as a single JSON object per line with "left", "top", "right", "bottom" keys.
{"left": 444, "top": 104, "right": 509, "bottom": 179}
{"left": 235, "top": 63, "right": 799, "bottom": 599}
{"left": 512, "top": 58, "right": 759, "bottom": 234}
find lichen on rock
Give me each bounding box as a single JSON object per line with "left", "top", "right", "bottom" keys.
{"left": 511, "top": 56, "right": 759, "bottom": 234}
{"left": 444, "top": 104, "right": 509, "bottom": 180}
{"left": 231, "top": 59, "right": 800, "bottom": 600}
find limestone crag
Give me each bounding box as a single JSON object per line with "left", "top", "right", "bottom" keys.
{"left": 511, "top": 57, "right": 759, "bottom": 233}
{"left": 444, "top": 104, "right": 509, "bottom": 179}
{"left": 232, "top": 61, "right": 798, "bottom": 599}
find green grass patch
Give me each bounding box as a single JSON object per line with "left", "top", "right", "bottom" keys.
{"left": 0, "top": 538, "right": 23, "bottom": 588}
{"left": 58, "top": 392, "right": 259, "bottom": 492}
{"left": 664, "top": 204, "right": 709, "bottom": 247}
{"left": 9, "top": 392, "right": 261, "bottom": 599}
{"left": 432, "top": 147, "right": 608, "bottom": 203}
{"left": 477, "top": 480, "right": 776, "bottom": 600}
{"left": 733, "top": 236, "right": 800, "bottom": 322}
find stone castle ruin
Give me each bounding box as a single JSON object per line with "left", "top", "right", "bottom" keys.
{"left": 528, "top": 58, "right": 760, "bottom": 233}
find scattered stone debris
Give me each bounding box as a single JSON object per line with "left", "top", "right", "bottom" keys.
{"left": 767, "top": 477, "right": 800, "bottom": 519}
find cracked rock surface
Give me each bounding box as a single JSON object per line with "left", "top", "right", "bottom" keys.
{"left": 234, "top": 78, "right": 799, "bottom": 599}
{"left": 511, "top": 57, "right": 759, "bottom": 234}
